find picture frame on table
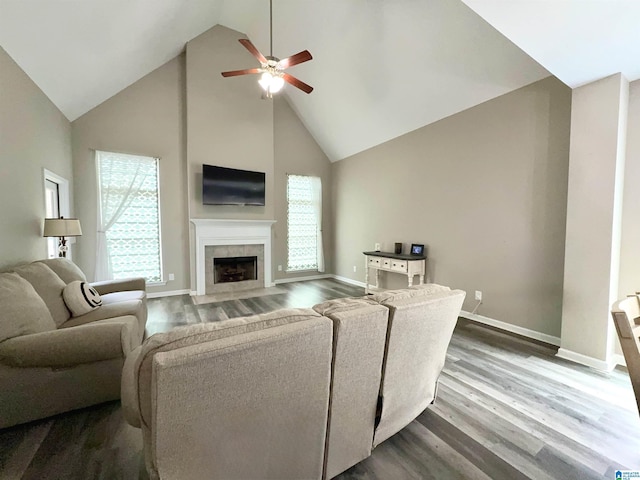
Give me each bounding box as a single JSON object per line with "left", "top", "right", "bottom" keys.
{"left": 410, "top": 244, "right": 424, "bottom": 256}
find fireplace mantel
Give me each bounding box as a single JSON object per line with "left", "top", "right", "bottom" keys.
{"left": 190, "top": 219, "right": 276, "bottom": 296}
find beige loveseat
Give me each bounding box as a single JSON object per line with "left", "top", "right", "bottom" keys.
{"left": 122, "top": 284, "right": 464, "bottom": 480}
{"left": 0, "top": 258, "right": 147, "bottom": 428}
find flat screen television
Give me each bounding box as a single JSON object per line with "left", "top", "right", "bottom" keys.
{"left": 202, "top": 164, "right": 266, "bottom": 206}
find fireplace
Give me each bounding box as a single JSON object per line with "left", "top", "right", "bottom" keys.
{"left": 191, "top": 219, "right": 275, "bottom": 296}
{"left": 214, "top": 256, "right": 257, "bottom": 284}
{"left": 203, "top": 244, "right": 264, "bottom": 295}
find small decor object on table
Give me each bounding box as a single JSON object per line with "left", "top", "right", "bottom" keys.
{"left": 410, "top": 244, "right": 424, "bottom": 256}
{"left": 394, "top": 243, "right": 402, "bottom": 254}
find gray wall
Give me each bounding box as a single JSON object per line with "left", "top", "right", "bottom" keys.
{"left": 70, "top": 25, "right": 329, "bottom": 291}
{"left": 274, "top": 98, "right": 333, "bottom": 280}
{"left": 560, "top": 74, "right": 628, "bottom": 361}
{"left": 619, "top": 79, "right": 640, "bottom": 299}
{"left": 0, "top": 47, "right": 73, "bottom": 269}
{"left": 332, "top": 76, "right": 571, "bottom": 338}
{"left": 71, "top": 55, "right": 189, "bottom": 293}
{"left": 616, "top": 79, "right": 640, "bottom": 359}
{"left": 186, "top": 25, "right": 274, "bottom": 221}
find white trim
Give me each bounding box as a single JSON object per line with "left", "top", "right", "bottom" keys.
{"left": 613, "top": 353, "right": 627, "bottom": 367}
{"left": 556, "top": 348, "right": 617, "bottom": 372}
{"left": 190, "top": 290, "right": 197, "bottom": 297}
{"left": 275, "top": 274, "right": 332, "bottom": 284}
{"left": 43, "top": 169, "right": 70, "bottom": 217}
{"left": 43, "top": 169, "right": 73, "bottom": 258}
{"left": 147, "top": 289, "right": 190, "bottom": 298}
{"left": 190, "top": 219, "right": 276, "bottom": 296}
{"left": 331, "top": 275, "right": 367, "bottom": 289}
{"left": 460, "top": 310, "right": 561, "bottom": 346}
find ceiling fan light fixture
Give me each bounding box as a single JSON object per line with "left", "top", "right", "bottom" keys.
{"left": 259, "top": 71, "right": 285, "bottom": 94}
{"left": 220, "top": 0, "right": 313, "bottom": 96}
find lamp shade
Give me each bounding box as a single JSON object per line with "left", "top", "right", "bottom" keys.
{"left": 43, "top": 218, "right": 82, "bottom": 237}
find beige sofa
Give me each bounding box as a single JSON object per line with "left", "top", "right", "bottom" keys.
{"left": 122, "top": 284, "right": 464, "bottom": 480}
{"left": 0, "top": 258, "right": 147, "bottom": 428}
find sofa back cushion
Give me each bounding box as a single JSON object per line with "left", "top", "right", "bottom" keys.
{"left": 369, "top": 283, "right": 450, "bottom": 304}
{"left": 14, "top": 263, "right": 70, "bottom": 327}
{"left": 372, "top": 288, "right": 465, "bottom": 447}
{"left": 133, "top": 308, "right": 326, "bottom": 429}
{"left": 133, "top": 308, "right": 332, "bottom": 480}
{"left": 0, "top": 272, "right": 56, "bottom": 342}
{"left": 36, "top": 258, "right": 87, "bottom": 284}
{"left": 312, "top": 298, "right": 389, "bottom": 479}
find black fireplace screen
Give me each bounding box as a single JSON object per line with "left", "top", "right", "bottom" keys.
{"left": 214, "top": 256, "right": 258, "bottom": 283}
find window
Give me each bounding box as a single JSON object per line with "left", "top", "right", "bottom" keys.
{"left": 96, "top": 151, "right": 162, "bottom": 283}
{"left": 287, "top": 174, "right": 324, "bottom": 272}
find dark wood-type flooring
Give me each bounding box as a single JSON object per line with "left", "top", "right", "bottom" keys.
{"left": 1, "top": 278, "right": 639, "bottom": 479}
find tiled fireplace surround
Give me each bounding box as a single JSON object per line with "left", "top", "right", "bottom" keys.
{"left": 191, "top": 219, "right": 276, "bottom": 296}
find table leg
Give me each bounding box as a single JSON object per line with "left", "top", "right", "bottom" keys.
{"left": 419, "top": 274, "right": 424, "bottom": 285}
{"left": 365, "top": 262, "right": 369, "bottom": 294}
{"left": 374, "top": 268, "right": 379, "bottom": 290}
{"left": 408, "top": 274, "right": 413, "bottom": 287}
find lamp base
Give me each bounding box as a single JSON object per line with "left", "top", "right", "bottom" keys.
{"left": 58, "top": 237, "right": 68, "bottom": 258}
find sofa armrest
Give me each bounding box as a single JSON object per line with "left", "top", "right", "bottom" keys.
{"left": 121, "top": 345, "right": 143, "bottom": 428}
{"left": 91, "top": 277, "right": 146, "bottom": 295}
{"left": 0, "top": 316, "right": 139, "bottom": 368}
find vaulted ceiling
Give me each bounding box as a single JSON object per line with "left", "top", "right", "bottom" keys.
{"left": 1, "top": 0, "right": 639, "bottom": 161}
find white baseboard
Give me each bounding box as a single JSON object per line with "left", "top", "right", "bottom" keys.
{"left": 274, "top": 274, "right": 332, "bottom": 284}
{"left": 147, "top": 289, "right": 191, "bottom": 299}
{"left": 556, "top": 348, "right": 617, "bottom": 372}
{"left": 460, "top": 310, "right": 561, "bottom": 346}
{"left": 613, "top": 353, "right": 627, "bottom": 367}
{"left": 331, "top": 275, "right": 367, "bottom": 288}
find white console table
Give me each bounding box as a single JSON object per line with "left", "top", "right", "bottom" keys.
{"left": 363, "top": 251, "right": 426, "bottom": 295}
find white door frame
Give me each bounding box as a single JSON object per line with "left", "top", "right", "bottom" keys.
{"left": 43, "top": 168, "right": 73, "bottom": 258}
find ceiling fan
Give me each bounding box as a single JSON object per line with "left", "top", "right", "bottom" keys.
{"left": 221, "top": 0, "right": 313, "bottom": 98}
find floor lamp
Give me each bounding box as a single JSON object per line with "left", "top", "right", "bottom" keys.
{"left": 43, "top": 217, "right": 83, "bottom": 258}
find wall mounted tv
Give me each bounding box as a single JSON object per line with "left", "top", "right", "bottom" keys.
{"left": 202, "top": 164, "right": 266, "bottom": 206}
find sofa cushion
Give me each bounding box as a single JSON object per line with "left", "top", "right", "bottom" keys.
{"left": 132, "top": 308, "right": 322, "bottom": 428}
{"left": 36, "top": 258, "right": 87, "bottom": 284}
{"left": 372, "top": 289, "right": 465, "bottom": 446}
{"left": 312, "top": 297, "right": 378, "bottom": 316}
{"left": 312, "top": 297, "right": 389, "bottom": 478}
{"left": 0, "top": 272, "right": 56, "bottom": 342}
{"left": 13, "top": 262, "right": 70, "bottom": 327}
{"left": 369, "top": 283, "right": 450, "bottom": 304}
{"left": 60, "top": 295, "right": 145, "bottom": 329}
{"left": 63, "top": 281, "right": 103, "bottom": 317}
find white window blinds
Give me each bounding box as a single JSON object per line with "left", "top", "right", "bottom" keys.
{"left": 287, "top": 174, "right": 324, "bottom": 272}
{"left": 95, "top": 151, "right": 162, "bottom": 283}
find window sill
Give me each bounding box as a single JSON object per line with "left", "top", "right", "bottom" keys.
{"left": 285, "top": 269, "right": 319, "bottom": 274}
{"left": 147, "top": 281, "right": 167, "bottom": 287}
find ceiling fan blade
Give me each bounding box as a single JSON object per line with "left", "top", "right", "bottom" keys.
{"left": 283, "top": 73, "right": 313, "bottom": 94}
{"left": 278, "top": 50, "right": 313, "bottom": 69}
{"left": 221, "top": 68, "right": 262, "bottom": 77}
{"left": 238, "top": 39, "right": 268, "bottom": 65}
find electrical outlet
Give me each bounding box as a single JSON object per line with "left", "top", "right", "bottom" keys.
{"left": 374, "top": 242, "right": 381, "bottom": 251}
{"left": 475, "top": 290, "right": 482, "bottom": 301}
{"left": 168, "top": 273, "right": 175, "bottom": 281}
{"left": 353, "top": 265, "right": 357, "bottom": 273}
{"left": 278, "top": 265, "right": 283, "bottom": 271}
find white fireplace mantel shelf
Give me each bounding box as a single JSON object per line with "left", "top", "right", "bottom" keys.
{"left": 190, "top": 219, "right": 276, "bottom": 296}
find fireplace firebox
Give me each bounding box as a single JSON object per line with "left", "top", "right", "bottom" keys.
{"left": 214, "top": 256, "right": 258, "bottom": 284}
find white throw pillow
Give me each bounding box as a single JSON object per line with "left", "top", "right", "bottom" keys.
{"left": 63, "top": 281, "right": 103, "bottom": 317}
